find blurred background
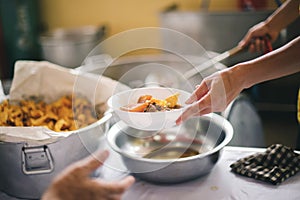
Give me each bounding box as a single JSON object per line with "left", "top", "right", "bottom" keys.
{"left": 0, "top": 0, "right": 299, "bottom": 148}
{"left": 0, "top": 0, "right": 282, "bottom": 78}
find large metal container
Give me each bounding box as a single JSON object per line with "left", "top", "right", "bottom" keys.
{"left": 0, "top": 61, "right": 124, "bottom": 199}
{"left": 0, "top": 116, "right": 110, "bottom": 199}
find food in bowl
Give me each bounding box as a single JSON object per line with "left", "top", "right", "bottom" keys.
{"left": 0, "top": 94, "right": 106, "bottom": 132}
{"left": 120, "top": 93, "right": 181, "bottom": 112}
{"left": 107, "top": 87, "right": 191, "bottom": 131}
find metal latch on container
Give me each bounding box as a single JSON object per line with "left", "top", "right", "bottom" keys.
{"left": 22, "top": 145, "right": 54, "bottom": 175}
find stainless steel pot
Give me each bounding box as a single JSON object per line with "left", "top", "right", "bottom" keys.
{"left": 107, "top": 113, "right": 233, "bottom": 183}
{"left": 40, "top": 25, "right": 106, "bottom": 68}
{"left": 0, "top": 61, "right": 128, "bottom": 199}
{"left": 0, "top": 115, "right": 110, "bottom": 199}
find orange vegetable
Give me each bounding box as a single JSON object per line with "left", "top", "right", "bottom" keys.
{"left": 165, "top": 93, "right": 179, "bottom": 108}
{"left": 120, "top": 102, "right": 148, "bottom": 112}
{"left": 137, "top": 95, "right": 152, "bottom": 103}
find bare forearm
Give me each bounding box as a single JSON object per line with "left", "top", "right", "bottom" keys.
{"left": 265, "top": 0, "right": 300, "bottom": 32}
{"left": 232, "top": 36, "right": 300, "bottom": 89}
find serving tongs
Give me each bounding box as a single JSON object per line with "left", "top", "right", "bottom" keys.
{"left": 143, "top": 45, "right": 245, "bottom": 89}
{"left": 183, "top": 34, "right": 273, "bottom": 80}
{"left": 183, "top": 45, "right": 244, "bottom": 80}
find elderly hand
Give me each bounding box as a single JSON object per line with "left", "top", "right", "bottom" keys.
{"left": 42, "top": 150, "right": 135, "bottom": 200}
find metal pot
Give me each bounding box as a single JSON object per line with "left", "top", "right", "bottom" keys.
{"left": 0, "top": 61, "right": 129, "bottom": 199}
{"left": 0, "top": 115, "right": 110, "bottom": 199}
{"left": 40, "top": 25, "right": 106, "bottom": 68}
{"left": 107, "top": 113, "right": 233, "bottom": 183}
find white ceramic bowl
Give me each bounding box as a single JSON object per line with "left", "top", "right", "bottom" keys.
{"left": 107, "top": 87, "right": 191, "bottom": 131}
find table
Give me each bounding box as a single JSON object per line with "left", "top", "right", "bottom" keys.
{"left": 118, "top": 146, "right": 300, "bottom": 200}
{"left": 1, "top": 146, "right": 300, "bottom": 200}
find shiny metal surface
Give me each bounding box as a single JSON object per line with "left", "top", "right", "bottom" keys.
{"left": 40, "top": 25, "right": 106, "bottom": 68}
{"left": 0, "top": 113, "right": 111, "bottom": 199}
{"left": 107, "top": 113, "right": 233, "bottom": 183}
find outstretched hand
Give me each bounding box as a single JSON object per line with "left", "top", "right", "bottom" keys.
{"left": 42, "top": 150, "right": 135, "bottom": 200}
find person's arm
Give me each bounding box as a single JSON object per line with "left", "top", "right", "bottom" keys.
{"left": 42, "top": 150, "right": 135, "bottom": 200}
{"left": 239, "top": 0, "right": 299, "bottom": 52}
{"left": 236, "top": 36, "right": 300, "bottom": 89}
{"left": 176, "top": 36, "right": 300, "bottom": 124}
{"left": 265, "top": 0, "right": 300, "bottom": 36}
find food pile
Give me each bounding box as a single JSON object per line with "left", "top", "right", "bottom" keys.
{"left": 0, "top": 95, "right": 105, "bottom": 132}
{"left": 120, "top": 93, "right": 181, "bottom": 112}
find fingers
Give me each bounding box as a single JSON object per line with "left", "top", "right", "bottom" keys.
{"left": 185, "top": 82, "right": 208, "bottom": 104}
{"left": 117, "top": 176, "right": 135, "bottom": 190}
{"left": 176, "top": 93, "right": 211, "bottom": 125}
{"left": 94, "top": 176, "right": 135, "bottom": 198}
{"left": 246, "top": 36, "right": 272, "bottom": 53}
{"left": 255, "top": 38, "right": 262, "bottom": 52}
{"left": 108, "top": 176, "right": 135, "bottom": 192}
{"left": 239, "top": 36, "right": 249, "bottom": 49}
{"left": 239, "top": 26, "right": 254, "bottom": 48}
{"left": 77, "top": 150, "right": 109, "bottom": 177}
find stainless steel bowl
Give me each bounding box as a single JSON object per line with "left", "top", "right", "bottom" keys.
{"left": 107, "top": 113, "right": 233, "bottom": 183}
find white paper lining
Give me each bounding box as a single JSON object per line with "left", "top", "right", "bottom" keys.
{"left": 0, "top": 61, "right": 129, "bottom": 143}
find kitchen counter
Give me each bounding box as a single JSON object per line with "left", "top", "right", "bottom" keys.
{"left": 1, "top": 146, "right": 300, "bottom": 200}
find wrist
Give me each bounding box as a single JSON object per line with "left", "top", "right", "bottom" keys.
{"left": 228, "top": 64, "right": 252, "bottom": 90}
{"left": 263, "top": 19, "right": 278, "bottom": 36}
{"left": 264, "top": 18, "right": 273, "bottom": 32}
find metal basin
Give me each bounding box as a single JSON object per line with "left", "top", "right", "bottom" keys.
{"left": 107, "top": 113, "right": 233, "bottom": 183}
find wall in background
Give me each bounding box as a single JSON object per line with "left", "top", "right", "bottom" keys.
{"left": 39, "top": 0, "right": 278, "bottom": 36}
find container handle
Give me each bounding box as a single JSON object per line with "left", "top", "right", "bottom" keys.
{"left": 22, "top": 145, "right": 54, "bottom": 175}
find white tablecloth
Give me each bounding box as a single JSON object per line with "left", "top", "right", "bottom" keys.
{"left": 1, "top": 146, "right": 300, "bottom": 200}
{"left": 121, "top": 146, "right": 300, "bottom": 200}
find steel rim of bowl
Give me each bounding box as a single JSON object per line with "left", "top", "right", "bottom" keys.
{"left": 106, "top": 113, "right": 233, "bottom": 163}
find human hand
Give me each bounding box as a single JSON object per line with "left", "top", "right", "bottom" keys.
{"left": 239, "top": 21, "right": 278, "bottom": 53}
{"left": 176, "top": 69, "right": 244, "bottom": 124}
{"left": 42, "top": 150, "right": 135, "bottom": 200}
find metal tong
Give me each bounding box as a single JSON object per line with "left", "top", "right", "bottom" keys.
{"left": 183, "top": 45, "right": 244, "bottom": 80}
{"left": 183, "top": 35, "right": 273, "bottom": 80}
